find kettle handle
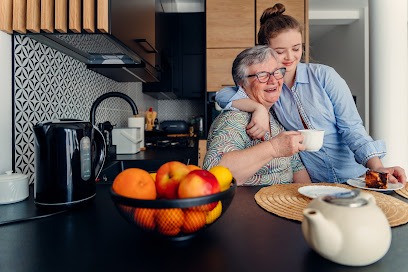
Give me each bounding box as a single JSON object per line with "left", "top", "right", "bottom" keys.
{"left": 93, "top": 125, "right": 106, "bottom": 180}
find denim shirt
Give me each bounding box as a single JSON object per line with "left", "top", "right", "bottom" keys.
{"left": 215, "top": 63, "right": 386, "bottom": 183}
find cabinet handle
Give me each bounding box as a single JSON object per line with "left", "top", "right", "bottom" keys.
{"left": 134, "top": 38, "right": 158, "bottom": 54}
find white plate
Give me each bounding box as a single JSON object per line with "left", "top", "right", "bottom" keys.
{"left": 346, "top": 178, "right": 404, "bottom": 191}
{"left": 298, "top": 185, "right": 352, "bottom": 199}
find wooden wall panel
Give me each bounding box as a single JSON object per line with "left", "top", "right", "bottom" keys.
{"left": 69, "top": 0, "right": 81, "bottom": 33}
{"left": 97, "top": 0, "right": 109, "bottom": 33}
{"left": 41, "top": 0, "right": 54, "bottom": 33}
{"left": 83, "top": 0, "right": 95, "bottom": 33}
{"left": 27, "top": 0, "right": 40, "bottom": 33}
{"left": 0, "top": 0, "right": 13, "bottom": 33}
{"left": 55, "top": 0, "right": 68, "bottom": 33}
{"left": 13, "top": 0, "right": 26, "bottom": 33}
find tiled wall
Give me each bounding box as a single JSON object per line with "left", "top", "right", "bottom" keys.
{"left": 13, "top": 35, "right": 203, "bottom": 183}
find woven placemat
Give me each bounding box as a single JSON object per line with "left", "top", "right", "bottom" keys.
{"left": 254, "top": 183, "right": 408, "bottom": 227}
{"left": 395, "top": 184, "right": 408, "bottom": 199}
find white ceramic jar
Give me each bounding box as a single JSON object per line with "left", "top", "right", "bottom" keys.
{"left": 0, "top": 171, "right": 29, "bottom": 204}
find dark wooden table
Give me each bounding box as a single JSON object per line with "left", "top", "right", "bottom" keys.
{"left": 0, "top": 184, "right": 407, "bottom": 272}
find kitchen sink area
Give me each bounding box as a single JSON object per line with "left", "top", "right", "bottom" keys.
{"left": 88, "top": 87, "right": 200, "bottom": 184}
{"left": 98, "top": 124, "right": 199, "bottom": 183}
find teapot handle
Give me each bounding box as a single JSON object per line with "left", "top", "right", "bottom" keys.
{"left": 93, "top": 125, "right": 106, "bottom": 180}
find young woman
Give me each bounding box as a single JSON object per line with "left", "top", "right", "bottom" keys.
{"left": 215, "top": 3, "right": 406, "bottom": 184}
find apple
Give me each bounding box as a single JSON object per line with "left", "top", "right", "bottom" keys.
{"left": 155, "top": 161, "right": 191, "bottom": 199}
{"left": 178, "top": 169, "right": 221, "bottom": 211}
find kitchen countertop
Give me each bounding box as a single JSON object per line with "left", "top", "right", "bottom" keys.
{"left": 1, "top": 184, "right": 407, "bottom": 272}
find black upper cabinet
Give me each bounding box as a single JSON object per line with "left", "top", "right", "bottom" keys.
{"left": 143, "top": 12, "right": 205, "bottom": 99}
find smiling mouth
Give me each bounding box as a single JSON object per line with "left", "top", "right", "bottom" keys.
{"left": 265, "top": 87, "right": 278, "bottom": 92}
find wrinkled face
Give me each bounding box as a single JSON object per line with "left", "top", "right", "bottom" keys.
{"left": 241, "top": 56, "right": 283, "bottom": 109}
{"left": 269, "top": 29, "right": 303, "bottom": 75}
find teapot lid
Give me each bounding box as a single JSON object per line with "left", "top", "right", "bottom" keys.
{"left": 322, "top": 189, "right": 368, "bottom": 207}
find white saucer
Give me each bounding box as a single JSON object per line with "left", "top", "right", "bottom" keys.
{"left": 298, "top": 185, "right": 352, "bottom": 199}
{"left": 346, "top": 178, "right": 404, "bottom": 192}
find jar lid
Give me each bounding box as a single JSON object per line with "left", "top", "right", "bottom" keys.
{"left": 322, "top": 189, "right": 368, "bottom": 207}
{"left": 0, "top": 171, "right": 28, "bottom": 182}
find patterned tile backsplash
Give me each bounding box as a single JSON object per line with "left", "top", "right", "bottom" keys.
{"left": 13, "top": 35, "right": 204, "bottom": 184}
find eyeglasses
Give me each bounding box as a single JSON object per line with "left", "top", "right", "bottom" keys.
{"left": 247, "top": 68, "right": 286, "bottom": 83}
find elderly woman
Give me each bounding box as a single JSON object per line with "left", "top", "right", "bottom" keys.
{"left": 203, "top": 45, "right": 311, "bottom": 186}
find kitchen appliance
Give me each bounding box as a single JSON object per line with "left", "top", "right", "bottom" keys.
{"left": 26, "top": 0, "right": 160, "bottom": 83}
{"left": 33, "top": 119, "right": 106, "bottom": 209}
{"left": 302, "top": 190, "right": 391, "bottom": 266}
{"left": 128, "top": 116, "right": 145, "bottom": 148}
{"left": 160, "top": 120, "right": 189, "bottom": 134}
{"left": 112, "top": 127, "right": 143, "bottom": 154}
{"left": 0, "top": 171, "right": 29, "bottom": 204}
{"left": 144, "top": 130, "right": 196, "bottom": 150}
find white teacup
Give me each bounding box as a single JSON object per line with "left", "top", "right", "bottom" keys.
{"left": 298, "top": 129, "right": 324, "bottom": 152}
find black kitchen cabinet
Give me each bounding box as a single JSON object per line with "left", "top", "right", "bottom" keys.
{"left": 143, "top": 12, "right": 205, "bottom": 99}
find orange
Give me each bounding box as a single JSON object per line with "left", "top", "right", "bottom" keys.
{"left": 182, "top": 210, "right": 206, "bottom": 233}
{"left": 134, "top": 208, "right": 156, "bottom": 231}
{"left": 112, "top": 168, "right": 157, "bottom": 199}
{"left": 206, "top": 201, "right": 222, "bottom": 224}
{"left": 209, "top": 165, "right": 233, "bottom": 191}
{"left": 155, "top": 208, "right": 184, "bottom": 236}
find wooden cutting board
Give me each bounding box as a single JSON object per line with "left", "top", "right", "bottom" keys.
{"left": 69, "top": 0, "right": 81, "bottom": 33}
{"left": 13, "top": 0, "right": 26, "bottom": 33}
{"left": 0, "top": 0, "right": 13, "bottom": 33}
{"left": 83, "top": 0, "right": 95, "bottom": 33}
{"left": 55, "top": 0, "right": 68, "bottom": 33}
{"left": 27, "top": 0, "right": 40, "bottom": 33}
{"left": 41, "top": 0, "right": 54, "bottom": 33}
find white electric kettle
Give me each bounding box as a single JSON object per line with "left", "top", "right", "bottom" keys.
{"left": 302, "top": 190, "right": 391, "bottom": 266}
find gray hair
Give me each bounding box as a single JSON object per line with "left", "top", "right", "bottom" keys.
{"left": 232, "top": 45, "right": 279, "bottom": 86}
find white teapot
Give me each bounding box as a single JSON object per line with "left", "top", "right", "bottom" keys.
{"left": 302, "top": 190, "right": 391, "bottom": 266}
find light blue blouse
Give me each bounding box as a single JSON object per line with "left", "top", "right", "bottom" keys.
{"left": 215, "top": 63, "right": 386, "bottom": 183}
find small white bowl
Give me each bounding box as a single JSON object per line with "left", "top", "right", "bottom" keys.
{"left": 0, "top": 171, "right": 29, "bottom": 204}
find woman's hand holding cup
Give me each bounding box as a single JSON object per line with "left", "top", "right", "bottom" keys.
{"left": 298, "top": 129, "right": 324, "bottom": 152}
{"left": 269, "top": 131, "right": 306, "bottom": 157}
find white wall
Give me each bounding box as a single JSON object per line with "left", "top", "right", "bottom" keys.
{"left": 310, "top": 16, "right": 366, "bottom": 124}
{"left": 0, "top": 32, "right": 12, "bottom": 173}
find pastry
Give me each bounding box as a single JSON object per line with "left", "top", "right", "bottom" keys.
{"left": 365, "top": 170, "right": 388, "bottom": 189}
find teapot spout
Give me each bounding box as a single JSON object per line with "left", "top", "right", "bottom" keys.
{"left": 302, "top": 208, "right": 342, "bottom": 258}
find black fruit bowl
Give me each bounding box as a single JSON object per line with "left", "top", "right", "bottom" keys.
{"left": 110, "top": 179, "right": 237, "bottom": 241}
